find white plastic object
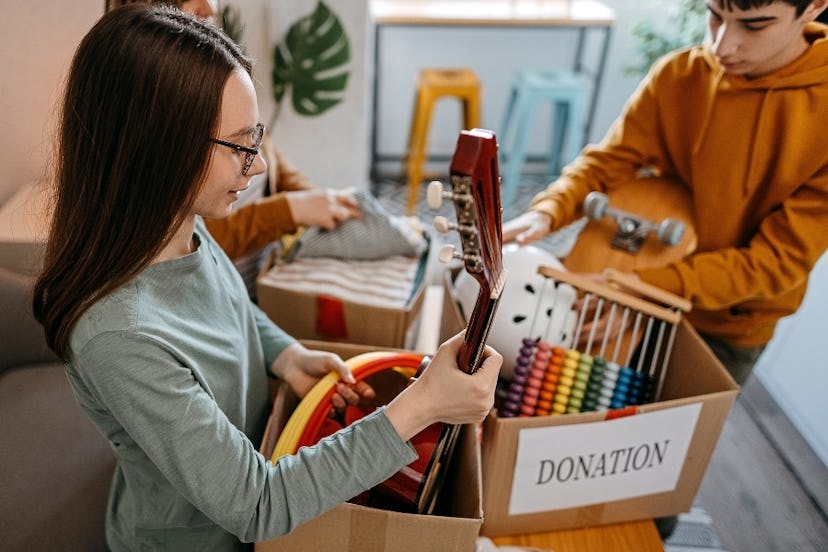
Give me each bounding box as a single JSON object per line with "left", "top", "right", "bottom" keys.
{"left": 453, "top": 243, "right": 577, "bottom": 380}
{"left": 438, "top": 243, "right": 457, "bottom": 264}
{"left": 432, "top": 216, "right": 451, "bottom": 234}
{"left": 427, "top": 181, "right": 445, "bottom": 209}
{"left": 583, "top": 191, "right": 608, "bottom": 220}
{"left": 657, "top": 218, "right": 685, "bottom": 246}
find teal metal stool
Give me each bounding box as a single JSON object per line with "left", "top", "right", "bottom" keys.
{"left": 499, "top": 69, "right": 587, "bottom": 207}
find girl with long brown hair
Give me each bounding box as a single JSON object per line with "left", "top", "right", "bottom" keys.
{"left": 32, "top": 6, "right": 500, "bottom": 550}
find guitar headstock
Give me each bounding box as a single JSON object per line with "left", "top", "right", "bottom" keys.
{"left": 429, "top": 128, "right": 506, "bottom": 373}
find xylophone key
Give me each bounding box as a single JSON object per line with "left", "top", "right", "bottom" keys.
{"left": 640, "top": 374, "right": 657, "bottom": 405}
{"left": 567, "top": 353, "right": 593, "bottom": 413}
{"left": 581, "top": 356, "right": 606, "bottom": 412}
{"left": 609, "top": 365, "right": 636, "bottom": 409}
{"left": 500, "top": 337, "right": 537, "bottom": 417}
{"left": 596, "top": 360, "right": 620, "bottom": 410}
{"left": 626, "top": 370, "right": 646, "bottom": 406}
{"left": 520, "top": 358, "right": 548, "bottom": 416}
{"left": 551, "top": 349, "right": 578, "bottom": 415}
{"left": 535, "top": 346, "right": 563, "bottom": 416}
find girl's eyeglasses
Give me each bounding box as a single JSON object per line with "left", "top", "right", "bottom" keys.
{"left": 209, "top": 123, "right": 264, "bottom": 175}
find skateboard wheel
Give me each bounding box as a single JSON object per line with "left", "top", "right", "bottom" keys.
{"left": 657, "top": 218, "right": 685, "bottom": 246}
{"left": 583, "top": 191, "right": 608, "bottom": 220}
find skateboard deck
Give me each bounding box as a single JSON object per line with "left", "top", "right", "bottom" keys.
{"left": 562, "top": 177, "right": 697, "bottom": 274}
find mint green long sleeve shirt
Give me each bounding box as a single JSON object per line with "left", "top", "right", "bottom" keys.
{"left": 65, "top": 218, "right": 416, "bottom": 551}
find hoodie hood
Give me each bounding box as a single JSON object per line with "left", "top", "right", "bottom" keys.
{"left": 691, "top": 23, "right": 828, "bottom": 162}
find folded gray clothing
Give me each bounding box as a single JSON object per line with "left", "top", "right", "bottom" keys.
{"left": 287, "top": 189, "right": 428, "bottom": 261}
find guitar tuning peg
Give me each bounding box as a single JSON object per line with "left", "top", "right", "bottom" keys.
{"left": 438, "top": 244, "right": 458, "bottom": 264}
{"left": 438, "top": 243, "right": 483, "bottom": 271}
{"left": 432, "top": 216, "right": 453, "bottom": 234}
{"left": 434, "top": 216, "right": 476, "bottom": 237}
{"left": 427, "top": 180, "right": 449, "bottom": 209}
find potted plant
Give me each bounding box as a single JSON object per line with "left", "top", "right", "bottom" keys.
{"left": 626, "top": 0, "right": 707, "bottom": 76}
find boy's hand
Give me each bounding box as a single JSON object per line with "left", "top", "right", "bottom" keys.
{"left": 502, "top": 211, "right": 553, "bottom": 245}
{"left": 286, "top": 189, "right": 362, "bottom": 230}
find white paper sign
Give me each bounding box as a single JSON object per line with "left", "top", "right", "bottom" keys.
{"left": 508, "top": 403, "right": 702, "bottom": 515}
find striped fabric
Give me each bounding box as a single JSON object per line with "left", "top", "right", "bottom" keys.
{"left": 258, "top": 255, "right": 421, "bottom": 309}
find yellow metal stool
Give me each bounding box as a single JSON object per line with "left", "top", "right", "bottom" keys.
{"left": 404, "top": 68, "right": 482, "bottom": 214}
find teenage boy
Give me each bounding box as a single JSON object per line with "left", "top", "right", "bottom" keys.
{"left": 503, "top": 0, "right": 828, "bottom": 386}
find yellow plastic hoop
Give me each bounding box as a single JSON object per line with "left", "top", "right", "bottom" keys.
{"left": 271, "top": 351, "right": 422, "bottom": 461}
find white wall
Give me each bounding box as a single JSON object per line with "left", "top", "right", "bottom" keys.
{"left": 0, "top": 0, "right": 101, "bottom": 205}
{"left": 0, "top": 0, "right": 662, "bottom": 202}
{"left": 232, "top": 0, "right": 371, "bottom": 190}
{"left": 0, "top": 0, "right": 370, "bottom": 208}
{"left": 372, "top": 0, "right": 671, "bottom": 173}
{"left": 755, "top": 253, "right": 828, "bottom": 467}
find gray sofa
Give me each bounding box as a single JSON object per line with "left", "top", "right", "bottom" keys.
{"left": 0, "top": 266, "right": 113, "bottom": 551}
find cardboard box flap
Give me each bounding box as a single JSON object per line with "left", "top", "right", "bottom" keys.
{"left": 274, "top": 497, "right": 480, "bottom": 552}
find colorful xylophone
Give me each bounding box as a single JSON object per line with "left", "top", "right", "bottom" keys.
{"left": 499, "top": 267, "right": 690, "bottom": 418}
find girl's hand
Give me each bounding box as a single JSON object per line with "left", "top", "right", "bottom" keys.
{"left": 270, "top": 343, "right": 375, "bottom": 410}
{"left": 384, "top": 332, "right": 502, "bottom": 441}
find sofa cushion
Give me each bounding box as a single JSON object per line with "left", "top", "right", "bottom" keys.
{"left": 0, "top": 267, "right": 58, "bottom": 373}
{"left": 0, "top": 363, "right": 114, "bottom": 551}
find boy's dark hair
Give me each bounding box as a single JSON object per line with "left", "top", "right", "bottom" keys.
{"left": 716, "top": 0, "right": 816, "bottom": 16}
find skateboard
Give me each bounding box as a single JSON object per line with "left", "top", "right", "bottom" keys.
{"left": 562, "top": 177, "right": 697, "bottom": 274}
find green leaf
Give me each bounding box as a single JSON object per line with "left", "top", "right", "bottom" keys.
{"left": 625, "top": 0, "right": 707, "bottom": 76}
{"left": 221, "top": 4, "right": 245, "bottom": 46}
{"left": 271, "top": 1, "right": 351, "bottom": 117}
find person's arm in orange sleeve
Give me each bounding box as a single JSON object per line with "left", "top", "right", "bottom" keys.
{"left": 270, "top": 143, "right": 313, "bottom": 194}
{"left": 205, "top": 135, "right": 308, "bottom": 259}
{"left": 205, "top": 135, "right": 360, "bottom": 260}
{"left": 204, "top": 195, "right": 298, "bottom": 260}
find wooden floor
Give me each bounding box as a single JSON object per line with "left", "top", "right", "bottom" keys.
{"left": 697, "top": 377, "right": 828, "bottom": 552}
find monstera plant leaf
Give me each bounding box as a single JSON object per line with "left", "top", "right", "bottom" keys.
{"left": 272, "top": 1, "right": 351, "bottom": 118}
{"left": 221, "top": 4, "right": 245, "bottom": 46}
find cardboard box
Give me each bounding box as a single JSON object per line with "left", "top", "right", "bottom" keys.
{"left": 440, "top": 268, "right": 739, "bottom": 536}
{"left": 256, "top": 341, "right": 483, "bottom": 552}
{"left": 257, "top": 255, "right": 426, "bottom": 350}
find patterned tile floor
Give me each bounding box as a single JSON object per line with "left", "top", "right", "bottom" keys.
{"left": 372, "top": 172, "right": 584, "bottom": 270}
{"left": 373, "top": 173, "right": 729, "bottom": 551}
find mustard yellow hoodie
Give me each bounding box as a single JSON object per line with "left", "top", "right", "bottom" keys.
{"left": 529, "top": 24, "right": 828, "bottom": 347}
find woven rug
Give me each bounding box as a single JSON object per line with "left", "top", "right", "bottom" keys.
{"left": 664, "top": 503, "right": 728, "bottom": 551}
{"left": 373, "top": 173, "right": 728, "bottom": 552}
